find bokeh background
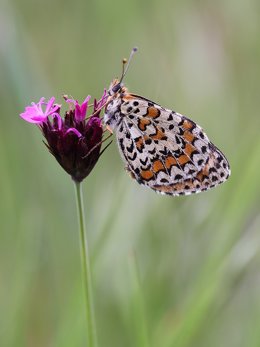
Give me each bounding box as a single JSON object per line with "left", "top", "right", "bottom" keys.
{"left": 1, "top": 0, "right": 260, "bottom": 346}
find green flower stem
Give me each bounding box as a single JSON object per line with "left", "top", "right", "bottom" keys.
{"left": 74, "top": 181, "right": 97, "bottom": 347}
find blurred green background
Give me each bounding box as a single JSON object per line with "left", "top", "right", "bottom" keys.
{"left": 1, "top": 0, "right": 260, "bottom": 346}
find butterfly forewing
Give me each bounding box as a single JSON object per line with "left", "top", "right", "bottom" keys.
{"left": 104, "top": 86, "right": 230, "bottom": 196}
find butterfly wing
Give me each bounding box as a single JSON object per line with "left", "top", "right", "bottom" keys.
{"left": 114, "top": 94, "right": 230, "bottom": 196}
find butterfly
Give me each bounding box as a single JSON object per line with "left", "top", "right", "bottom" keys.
{"left": 103, "top": 48, "right": 231, "bottom": 196}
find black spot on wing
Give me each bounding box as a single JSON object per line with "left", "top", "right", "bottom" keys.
{"left": 148, "top": 148, "right": 156, "bottom": 155}
{"left": 126, "top": 141, "right": 134, "bottom": 153}
{"left": 128, "top": 152, "right": 137, "bottom": 161}
{"left": 140, "top": 157, "right": 149, "bottom": 166}
{"left": 159, "top": 147, "right": 168, "bottom": 156}
{"left": 119, "top": 138, "right": 125, "bottom": 151}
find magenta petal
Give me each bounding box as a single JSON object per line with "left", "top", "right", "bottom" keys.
{"left": 20, "top": 104, "right": 47, "bottom": 123}
{"left": 75, "top": 104, "right": 82, "bottom": 120}
{"left": 20, "top": 112, "right": 46, "bottom": 123}
{"left": 75, "top": 95, "right": 91, "bottom": 121}
{"left": 93, "top": 89, "right": 107, "bottom": 114}
{"left": 65, "top": 128, "right": 82, "bottom": 137}
{"left": 50, "top": 103, "right": 61, "bottom": 115}
{"left": 80, "top": 95, "right": 91, "bottom": 115}
{"left": 45, "top": 97, "right": 55, "bottom": 115}
{"left": 52, "top": 114, "right": 63, "bottom": 130}
{"left": 20, "top": 97, "right": 60, "bottom": 124}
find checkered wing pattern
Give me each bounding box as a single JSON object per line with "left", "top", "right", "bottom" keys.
{"left": 105, "top": 88, "right": 230, "bottom": 196}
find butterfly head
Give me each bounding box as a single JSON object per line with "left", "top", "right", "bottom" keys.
{"left": 108, "top": 79, "right": 128, "bottom": 96}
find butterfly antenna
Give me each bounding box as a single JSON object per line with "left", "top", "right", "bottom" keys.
{"left": 119, "top": 47, "right": 138, "bottom": 84}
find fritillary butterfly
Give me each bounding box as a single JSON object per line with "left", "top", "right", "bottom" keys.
{"left": 104, "top": 48, "right": 231, "bottom": 196}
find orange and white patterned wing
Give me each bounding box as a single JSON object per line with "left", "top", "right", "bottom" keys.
{"left": 105, "top": 92, "right": 230, "bottom": 196}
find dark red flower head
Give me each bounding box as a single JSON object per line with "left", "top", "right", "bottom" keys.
{"left": 20, "top": 91, "right": 109, "bottom": 182}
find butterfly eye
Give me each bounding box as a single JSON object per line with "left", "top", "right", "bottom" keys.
{"left": 112, "top": 83, "right": 122, "bottom": 94}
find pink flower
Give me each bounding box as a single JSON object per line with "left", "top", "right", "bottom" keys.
{"left": 20, "top": 97, "right": 61, "bottom": 124}
{"left": 66, "top": 96, "right": 91, "bottom": 122}
{"left": 21, "top": 92, "right": 110, "bottom": 182}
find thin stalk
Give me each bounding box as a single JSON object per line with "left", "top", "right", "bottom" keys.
{"left": 74, "top": 181, "right": 97, "bottom": 347}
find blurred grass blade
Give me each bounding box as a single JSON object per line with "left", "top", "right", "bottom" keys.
{"left": 128, "top": 251, "right": 150, "bottom": 347}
